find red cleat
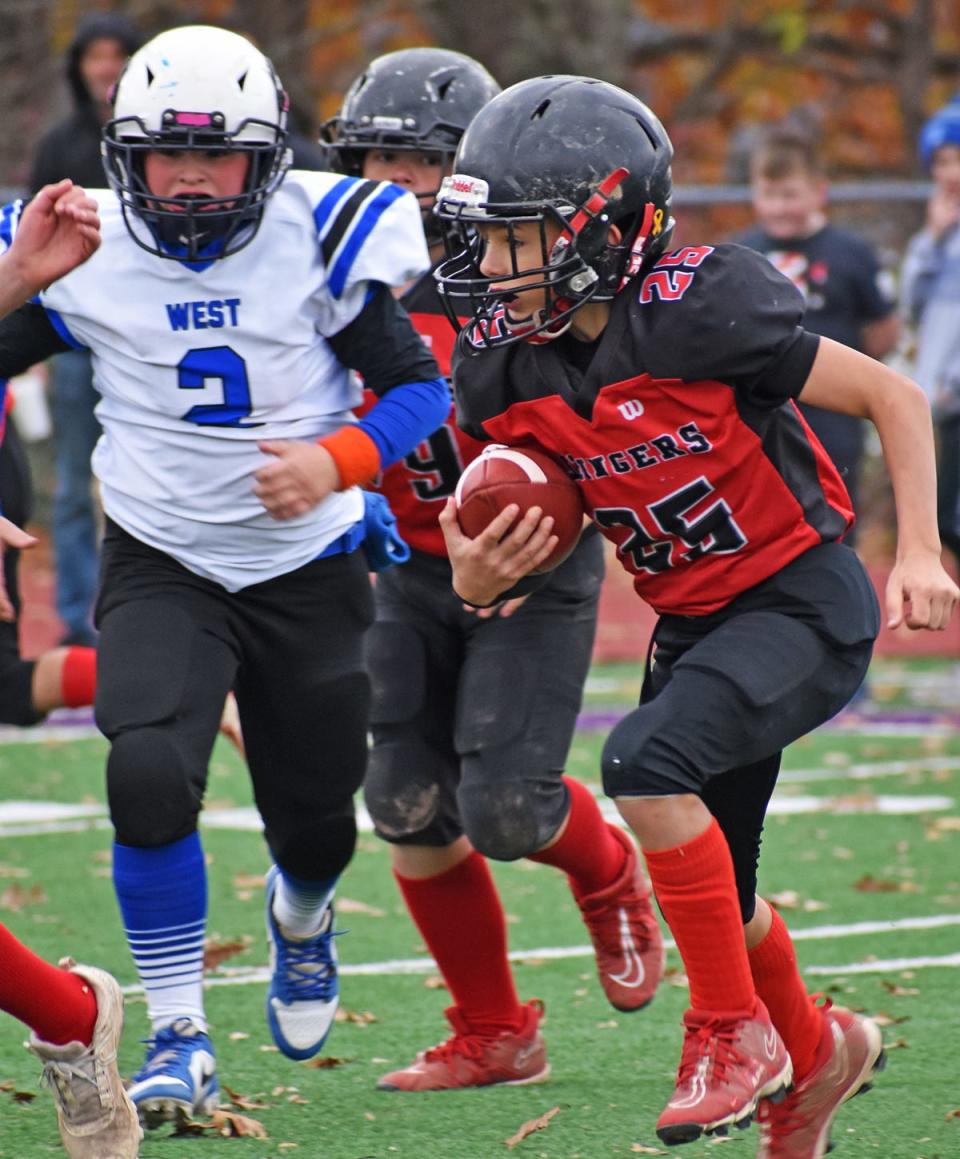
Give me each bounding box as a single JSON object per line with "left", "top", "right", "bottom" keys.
{"left": 573, "top": 826, "right": 664, "bottom": 1011}
{"left": 756, "top": 1000, "right": 885, "bottom": 1157}
{"left": 376, "top": 1000, "right": 549, "bottom": 1092}
{"left": 656, "top": 999, "right": 793, "bottom": 1146}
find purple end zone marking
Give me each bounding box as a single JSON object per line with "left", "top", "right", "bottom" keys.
{"left": 576, "top": 709, "right": 960, "bottom": 733}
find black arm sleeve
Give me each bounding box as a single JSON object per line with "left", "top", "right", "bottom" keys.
{"left": 0, "top": 304, "right": 71, "bottom": 377}
{"left": 327, "top": 282, "right": 441, "bottom": 397}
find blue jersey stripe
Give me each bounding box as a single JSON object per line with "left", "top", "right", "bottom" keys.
{"left": 328, "top": 183, "right": 406, "bottom": 300}
{"left": 312, "top": 176, "right": 360, "bottom": 236}
{"left": 43, "top": 306, "right": 86, "bottom": 350}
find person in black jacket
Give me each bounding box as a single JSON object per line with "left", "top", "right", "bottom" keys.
{"left": 29, "top": 13, "right": 142, "bottom": 648}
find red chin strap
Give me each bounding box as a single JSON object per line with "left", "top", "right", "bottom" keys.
{"left": 563, "top": 166, "right": 630, "bottom": 240}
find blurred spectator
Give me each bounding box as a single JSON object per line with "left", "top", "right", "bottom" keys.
{"left": 28, "top": 13, "right": 141, "bottom": 647}
{"left": 734, "top": 128, "right": 900, "bottom": 536}
{"left": 900, "top": 94, "right": 960, "bottom": 572}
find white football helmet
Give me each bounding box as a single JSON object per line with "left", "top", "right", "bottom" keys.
{"left": 102, "top": 25, "right": 291, "bottom": 261}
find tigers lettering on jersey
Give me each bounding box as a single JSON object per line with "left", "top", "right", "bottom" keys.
{"left": 165, "top": 298, "right": 241, "bottom": 331}
{"left": 562, "top": 422, "right": 711, "bottom": 482}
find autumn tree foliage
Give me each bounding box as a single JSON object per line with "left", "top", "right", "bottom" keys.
{"left": 3, "top": 1, "right": 960, "bottom": 195}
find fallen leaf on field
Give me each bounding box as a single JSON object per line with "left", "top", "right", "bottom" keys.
{"left": 203, "top": 937, "right": 251, "bottom": 970}
{"left": 853, "top": 876, "right": 905, "bottom": 893}
{"left": 174, "top": 1110, "right": 268, "bottom": 1137}
{"left": 872, "top": 1012, "right": 910, "bottom": 1026}
{"left": 945, "top": 1108, "right": 960, "bottom": 1121}
{"left": 336, "top": 897, "right": 386, "bottom": 917}
{"left": 334, "top": 1008, "right": 377, "bottom": 1024}
{"left": 505, "top": 1105, "right": 560, "bottom": 1148}
{"left": 768, "top": 890, "right": 800, "bottom": 910}
{"left": 631, "top": 1143, "right": 666, "bottom": 1154}
{"left": 306, "top": 1056, "right": 350, "bottom": 1069}
{"left": 212, "top": 1110, "right": 268, "bottom": 1137}
{"left": 0, "top": 884, "right": 46, "bottom": 910}
{"left": 232, "top": 874, "right": 266, "bottom": 890}
{"left": 424, "top": 974, "right": 448, "bottom": 990}
{"left": 880, "top": 981, "right": 919, "bottom": 996}
{"left": 221, "top": 1083, "right": 268, "bottom": 1110}
{"left": 0, "top": 865, "right": 28, "bottom": 878}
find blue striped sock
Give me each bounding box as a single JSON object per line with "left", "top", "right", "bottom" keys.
{"left": 113, "top": 833, "right": 208, "bottom": 1033}
{"left": 271, "top": 867, "right": 338, "bottom": 938}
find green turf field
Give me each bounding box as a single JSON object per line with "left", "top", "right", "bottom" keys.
{"left": 0, "top": 658, "right": 957, "bottom": 1157}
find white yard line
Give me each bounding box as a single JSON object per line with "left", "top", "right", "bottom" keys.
{"left": 112, "top": 912, "right": 960, "bottom": 995}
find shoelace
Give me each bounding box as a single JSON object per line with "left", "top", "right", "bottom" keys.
{"left": 675, "top": 1020, "right": 743, "bottom": 1085}
{"left": 39, "top": 1051, "right": 99, "bottom": 1116}
{"left": 423, "top": 1030, "right": 501, "bottom": 1064}
{"left": 275, "top": 929, "right": 341, "bottom": 1002}
{"left": 134, "top": 1026, "right": 204, "bottom": 1079}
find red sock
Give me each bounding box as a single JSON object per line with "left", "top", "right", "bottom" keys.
{"left": 749, "top": 906, "right": 823, "bottom": 1078}
{"left": 644, "top": 818, "right": 755, "bottom": 1014}
{"left": 0, "top": 924, "right": 97, "bottom": 1045}
{"left": 394, "top": 852, "right": 523, "bottom": 1033}
{"left": 528, "top": 776, "right": 627, "bottom": 894}
{"left": 61, "top": 646, "right": 96, "bottom": 709}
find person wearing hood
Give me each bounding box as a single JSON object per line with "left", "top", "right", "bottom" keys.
{"left": 28, "top": 13, "right": 142, "bottom": 648}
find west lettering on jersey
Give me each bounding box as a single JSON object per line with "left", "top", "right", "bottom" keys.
{"left": 165, "top": 298, "right": 242, "bottom": 332}
{"left": 562, "top": 422, "right": 713, "bottom": 483}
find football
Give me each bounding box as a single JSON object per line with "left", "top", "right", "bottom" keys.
{"left": 454, "top": 445, "right": 585, "bottom": 573}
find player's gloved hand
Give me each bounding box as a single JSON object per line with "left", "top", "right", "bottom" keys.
{"left": 438, "top": 496, "right": 557, "bottom": 608}
{"left": 0, "top": 516, "right": 38, "bottom": 622}
{"left": 362, "top": 491, "right": 410, "bottom": 572}
{"left": 254, "top": 441, "right": 340, "bottom": 520}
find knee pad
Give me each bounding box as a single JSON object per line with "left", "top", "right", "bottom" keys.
{"left": 459, "top": 776, "right": 566, "bottom": 861}
{"left": 601, "top": 708, "right": 692, "bottom": 798}
{"left": 363, "top": 733, "right": 460, "bottom": 845}
{"left": 107, "top": 727, "right": 202, "bottom": 846}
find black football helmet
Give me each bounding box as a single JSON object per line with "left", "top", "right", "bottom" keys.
{"left": 434, "top": 76, "right": 675, "bottom": 350}
{"left": 321, "top": 47, "right": 500, "bottom": 205}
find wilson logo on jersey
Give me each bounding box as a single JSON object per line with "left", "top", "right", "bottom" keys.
{"left": 617, "top": 399, "right": 645, "bottom": 420}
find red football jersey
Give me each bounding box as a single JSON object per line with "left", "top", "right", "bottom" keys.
{"left": 452, "top": 243, "right": 854, "bottom": 616}
{"left": 357, "top": 271, "right": 486, "bottom": 556}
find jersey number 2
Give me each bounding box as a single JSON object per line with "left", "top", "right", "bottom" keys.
{"left": 178, "top": 346, "right": 261, "bottom": 427}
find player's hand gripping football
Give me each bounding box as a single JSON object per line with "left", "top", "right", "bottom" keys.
{"left": 255, "top": 441, "right": 341, "bottom": 520}
{"left": 438, "top": 496, "right": 558, "bottom": 608}
{"left": 0, "top": 516, "right": 38, "bottom": 622}
{"left": 885, "top": 550, "right": 959, "bottom": 631}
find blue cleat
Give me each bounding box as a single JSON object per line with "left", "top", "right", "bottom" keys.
{"left": 264, "top": 865, "right": 340, "bottom": 1060}
{"left": 127, "top": 1018, "right": 218, "bottom": 1129}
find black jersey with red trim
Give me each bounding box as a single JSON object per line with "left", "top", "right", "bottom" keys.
{"left": 452, "top": 242, "right": 853, "bottom": 616}
{"left": 358, "top": 269, "right": 486, "bottom": 556}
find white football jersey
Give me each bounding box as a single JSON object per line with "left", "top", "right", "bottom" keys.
{"left": 31, "top": 171, "right": 430, "bottom": 590}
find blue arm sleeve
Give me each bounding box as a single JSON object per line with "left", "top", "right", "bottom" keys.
{"left": 357, "top": 377, "right": 450, "bottom": 468}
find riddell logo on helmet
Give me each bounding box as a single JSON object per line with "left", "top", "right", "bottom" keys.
{"left": 441, "top": 174, "right": 489, "bottom": 207}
